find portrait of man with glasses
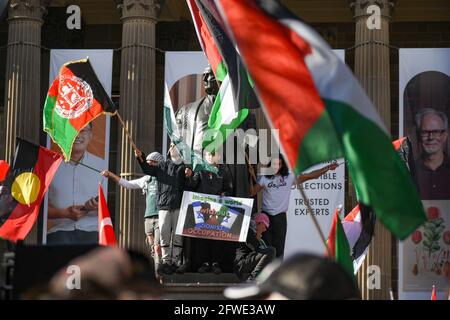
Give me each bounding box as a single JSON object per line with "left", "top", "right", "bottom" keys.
{"left": 414, "top": 108, "right": 450, "bottom": 200}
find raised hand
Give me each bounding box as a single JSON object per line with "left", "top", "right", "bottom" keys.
{"left": 328, "top": 162, "right": 339, "bottom": 171}
{"left": 101, "top": 170, "right": 111, "bottom": 178}
{"left": 134, "top": 149, "right": 143, "bottom": 158}
{"left": 185, "top": 167, "right": 193, "bottom": 178}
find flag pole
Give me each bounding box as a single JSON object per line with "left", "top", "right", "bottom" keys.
{"left": 116, "top": 112, "right": 138, "bottom": 151}
{"left": 389, "top": 288, "right": 395, "bottom": 300}
{"left": 244, "top": 151, "right": 257, "bottom": 183}
{"left": 298, "top": 185, "right": 332, "bottom": 256}
{"left": 115, "top": 112, "right": 144, "bottom": 162}
{"left": 77, "top": 162, "right": 102, "bottom": 173}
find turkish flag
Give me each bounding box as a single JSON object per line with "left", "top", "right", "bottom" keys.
{"left": 98, "top": 184, "right": 117, "bottom": 246}
{"left": 431, "top": 285, "right": 437, "bottom": 300}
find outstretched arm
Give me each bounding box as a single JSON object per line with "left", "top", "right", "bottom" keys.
{"left": 297, "top": 162, "right": 339, "bottom": 184}
{"left": 102, "top": 170, "right": 148, "bottom": 190}
{"left": 101, "top": 170, "right": 121, "bottom": 184}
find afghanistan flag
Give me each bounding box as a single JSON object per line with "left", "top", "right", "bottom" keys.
{"left": 43, "top": 58, "right": 117, "bottom": 161}
{"left": 215, "top": 0, "right": 426, "bottom": 239}
{"left": 327, "top": 206, "right": 354, "bottom": 276}
{"left": 186, "top": 0, "right": 258, "bottom": 152}
{"left": 0, "top": 139, "right": 62, "bottom": 241}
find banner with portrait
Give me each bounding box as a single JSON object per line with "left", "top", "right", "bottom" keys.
{"left": 176, "top": 191, "right": 253, "bottom": 242}
{"left": 398, "top": 48, "right": 450, "bottom": 300}
{"left": 42, "top": 49, "right": 113, "bottom": 245}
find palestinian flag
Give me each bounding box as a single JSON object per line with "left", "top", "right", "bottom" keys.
{"left": 187, "top": 0, "right": 225, "bottom": 82}
{"left": 342, "top": 203, "right": 375, "bottom": 272}
{"left": 327, "top": 206, "right": 354, "bottom": 276}
{"left": 216, "top": 0, "right": 426, "bottom": 239}
{"left": 186, "top": 0, "right": 258, "bottom": 152}
{"left": 394, "top": 136, "right": 416, "bottom": 180}
{"left": 43, "top": 59, "right": 117, "bottom": 161}
{"left": 0, "top": 139, "right": 62, "bottom": 241}
{"left": 98, "top": 185, "right": 116, "bottom": 246}
{"left": 163, "top": 102, "right": 218, "bottom": 174}
{"left": 335, "top": 137, "right": 412, "bottom": 272}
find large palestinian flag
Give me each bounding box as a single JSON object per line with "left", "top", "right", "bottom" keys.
{"left": 186, "top": 0, "right": 258, "bottom": 152}
{"left": 0, "top": 139, "right": 62, "bottom": 241}
{"left": 215, "top": 0, "right": 426, "bottom": 240}
{"left": 43, "top": 59, "right": 117, "bottom": 161}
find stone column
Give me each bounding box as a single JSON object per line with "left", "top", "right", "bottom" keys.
{"left": 117, "top": 0, "right": 158, "bottom": 252}
{"left": 350, "top": 0, "right": 395, "bottom": 300}
{"left": 3, "top": 0, "right": 47, "bottom": 244}
{"left": 3, "top": 0, "right": 46, "bottom": 161}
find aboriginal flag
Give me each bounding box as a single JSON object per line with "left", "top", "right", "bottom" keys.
{"left": 43, "top": 58, "right": 117, "bottom": 161}
{"left": 0, "top": 139, "right": 62, "bottom": 241}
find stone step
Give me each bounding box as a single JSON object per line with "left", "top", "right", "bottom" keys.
{"left": 160, "top": 273, "right": 241, "bottom": 300}
{"left": 161, "top": 272, "right": 241, "bottom": 284}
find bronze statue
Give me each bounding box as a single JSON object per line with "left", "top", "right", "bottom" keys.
{"left": 173, "top": 66, "right": 257, "bottom": 273}
{"left": 175, "top": 66, "right": 219, "bottom": 156}
{"left": 175, "top": 65, "right": 257, "bottom": 199}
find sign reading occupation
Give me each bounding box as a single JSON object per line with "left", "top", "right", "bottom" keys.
{"left": 176, "top": 191, "right": 253, "bottom": 242}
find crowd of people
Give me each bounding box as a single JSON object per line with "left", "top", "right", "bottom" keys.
{"left": 99, "top": 140, "right": 338, "bottom": 283}
{"left": 28, "top": 246, "right": 360, "bottom": 300}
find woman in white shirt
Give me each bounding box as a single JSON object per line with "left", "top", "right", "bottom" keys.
{"left": 252, "top": 156, "right": 338, "bottom": 259}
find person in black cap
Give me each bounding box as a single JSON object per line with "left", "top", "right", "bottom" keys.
{"left": 224, "top": 253, "right": 360, "bottom": 300}
{"left": 135, "top": 144, "right": 186, "bottom": 275}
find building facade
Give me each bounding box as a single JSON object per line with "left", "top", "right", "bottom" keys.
{"left": 0, "top": 0, "right": 449, "bottom": 299}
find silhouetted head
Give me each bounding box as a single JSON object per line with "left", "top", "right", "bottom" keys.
{"left": 224, "top": 253, "right": 360, "bottom": 300}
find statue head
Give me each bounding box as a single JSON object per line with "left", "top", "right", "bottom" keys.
{"left": 202, "top": 66, "right": 219, "bottom": 96}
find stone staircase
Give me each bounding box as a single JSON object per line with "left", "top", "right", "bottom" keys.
{"left": 161, "top": 273, "right": 241, "bottom": 300}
